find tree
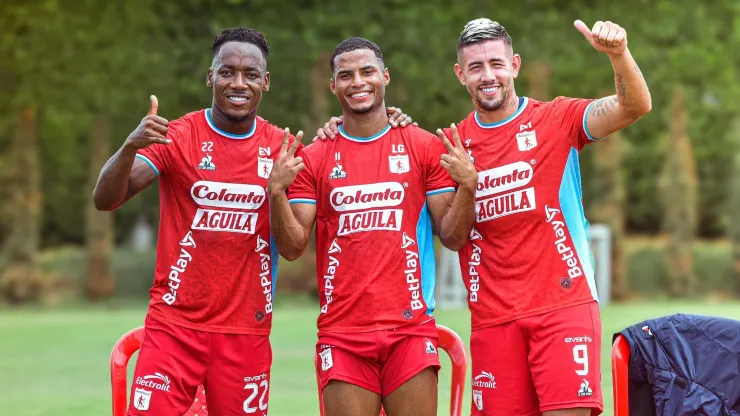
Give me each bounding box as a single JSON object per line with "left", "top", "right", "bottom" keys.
{"left": 0, "top": 109, "right": 43, "bottom": 303}
{"left": 728, "top": 117, "right": 740, "bottom": 290}
{"left": 85, "top": 115, "right": 115, "bottom": 300}
{"left": 658, "top": 87, "right": 698, "bottom": 297}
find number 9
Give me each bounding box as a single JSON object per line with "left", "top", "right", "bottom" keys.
{"left": 573, "top": 344, "right": 589, "bottom": 376}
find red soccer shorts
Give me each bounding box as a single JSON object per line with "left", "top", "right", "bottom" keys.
{"left": 315, "top": 320, "right": 441, "bottom": 398}
{"left": 470, "top": 301, "right": 603, "bottom": 415}
{"left": 127, "top": 314, "right": 272, "bottom": 416}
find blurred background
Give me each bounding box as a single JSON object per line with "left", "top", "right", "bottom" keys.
{"left": 2, "top": 0, "right": 740, "bottom": 415}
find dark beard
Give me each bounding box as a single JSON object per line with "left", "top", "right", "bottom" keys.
{"left": 349, "top": 103, "right": 375, "bottom": 115}
{"left": 478, "top": 86, "right": 510, "bottom": 111}
{"left": 224, "top": 112, "right": 249, "bottom": 123}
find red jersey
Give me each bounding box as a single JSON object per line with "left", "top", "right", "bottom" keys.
{"left": 449, "top": 97, "right": 600, "bottom": 331}
{"left": 136, "top": 109, "right": 299, "bottom": 334}
{"left": 287, "top": 124, "right": 456, "bottom": 334}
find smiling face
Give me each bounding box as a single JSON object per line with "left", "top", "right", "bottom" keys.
{"left": 455, "top": 39, "right": 521, "bottom": 112}
{"left": 206, "top": 41, "right": 269, "bottom": 122}
{"left": 330, "top": 48, "right": 389, "bottom": 115}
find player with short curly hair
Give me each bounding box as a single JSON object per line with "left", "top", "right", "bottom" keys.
{"left": 94, "top": 25, "right": 416, "bottom": 415}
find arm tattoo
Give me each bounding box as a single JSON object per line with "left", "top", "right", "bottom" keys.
{"left": 616, "top": 73, "right": 626, "bottom": 100}
{"left": 634, "top": 64, "right": 644, "bottom": 80}
{"left": 589, "top": 96, "right": 618, "bottom": 117}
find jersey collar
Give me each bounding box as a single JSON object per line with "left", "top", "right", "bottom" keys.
{"left": 205, "top": 109, "right": 257, "bottom": 139}
{"left": 475, "top": 96, "right": 528, "bottom": 129}
{"left": 338, "top": 123, "right": 391, "bottom": 143}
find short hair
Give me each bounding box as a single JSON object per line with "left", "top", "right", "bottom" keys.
{"left": 330, "top": 37, "right": 384, "bottom": 73}
{"left": 211, "top": 27, "right": 270, "bottom": 59}
{"left": 457, "top": 18, "right": 512, "bottom": 53}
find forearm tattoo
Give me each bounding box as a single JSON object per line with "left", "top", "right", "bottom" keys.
{"left": 616, "top": 73, "right": 626, "bottom": 100}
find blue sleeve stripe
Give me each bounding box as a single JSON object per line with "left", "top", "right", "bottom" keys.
{"left": 136, "top": 154, "right": 160, "bottom": 176}
{"left": 426, "top": 187, "right": 456, "bottom": 196}
{"left": 582, "top": 101, "right": 604, "bottom": 142}
{"left": 288, "top": 198, "right": 316, "bottom": 205}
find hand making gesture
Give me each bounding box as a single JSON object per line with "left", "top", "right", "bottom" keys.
{"left": 436, "top": 124, "right": 477, "bottom": 191}
{"left": 574, "top": 19, "right": 628, "bottom": 56}
{"left": 267, "top": 128, "right": 305, "bottom": 194}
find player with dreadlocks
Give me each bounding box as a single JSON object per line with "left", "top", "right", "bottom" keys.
{"left": 94, "top": 26, "right": 415, "bottom": 415}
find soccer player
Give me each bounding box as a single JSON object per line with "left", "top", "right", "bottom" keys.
{"left": 315, "top": 18, "right": 651, "bottom": 416}
{"left": 447, "top": 18, "right": 651, "bottom": 416}
{"left": 92, "top": 27, "right": 412, "bottom": 415}
{"left": 266, "top": 37, "right": 478, "bottom": 416}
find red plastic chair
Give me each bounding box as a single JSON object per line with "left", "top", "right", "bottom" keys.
{"left": 611, "top": 334, "right": 631, "bottom": 416}
{"left": 110, "top": 326, "right": 208, "bottom": 416}
{"left": 315, "top": 324, "right": 468, "bottom": 416}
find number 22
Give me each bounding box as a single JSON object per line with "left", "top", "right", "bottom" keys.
{"left": 573, "top": 344, "right": 589, "bottom": 376}
{"left": 202, "top": 141, "right": 213, "bottom": 152}
{"left": 243, "top": 380, "right": 269, "bottom": 413}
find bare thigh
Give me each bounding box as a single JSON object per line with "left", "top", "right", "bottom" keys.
{"left": 323, "top": 380, "right": 382, "bottom": 416}
{"left": 381, "top": 367, "right": 438, "bottom": 416}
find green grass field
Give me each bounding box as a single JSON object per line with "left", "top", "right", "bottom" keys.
{"left": 1, "top": 298, "right": 739, "bottom": 416}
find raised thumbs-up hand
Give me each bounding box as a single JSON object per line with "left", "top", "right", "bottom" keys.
{"left": 574, "top": 20, "right": 627, "bottom": 56}
{"left": 125, "top": 95, "right": 171, "bottom": 149}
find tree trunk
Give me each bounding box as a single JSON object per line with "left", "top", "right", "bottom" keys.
{"left": 85, "top": 114, "right": 115, "bottom": 300}
{"left": 0, "top": 108, "right": 42, "bottom": 304}
{"left": 728, "top": 118, "right": 740, "bottom": 292}
{"left": 659, "top": 87, "right": 697, "bottom": 297}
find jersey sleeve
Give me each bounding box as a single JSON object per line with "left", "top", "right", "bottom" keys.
{"left": 424, "top": 133, "right": 457, "bottom": 197}
{"left": 135, "top": 121, "right": 183, "bottom": 175}
{"left": 551, "top": 96, "right": 599, "bottom": 151}
{"left": 287, "top": 144, "right": 317, "bottom": 205}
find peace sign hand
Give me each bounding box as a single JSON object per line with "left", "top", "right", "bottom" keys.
{"left": 267, "top": 128, "right": 305, "bottom": 193}
{"left": 436, "top": 124, "right": 477, "bottom": 191}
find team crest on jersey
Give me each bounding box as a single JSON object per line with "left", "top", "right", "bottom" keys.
{"left": 257, "top": 157, "right": 273, "bottom": 179}
{"left": 133, "top": 388, "right": 152, "bottom": 411}
{"left": 389, "top": 154, "right": 410, "bottom": 174}
{"left": 329, "top": 163, "right": 347, "bottom": 179}
{"left": 198, "top": 154, "right": 216, "bottom": 170}
{"left": 516, "top": 130, "right": 537, "bottom": 151}
{"left": 319, "top": 348, "right": 334, "bottom": 371}
{"left": 473, "top": 390, "right": 483, "bottom": 410}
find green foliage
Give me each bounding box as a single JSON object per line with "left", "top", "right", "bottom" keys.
{"left": 1, "top": 0, "right": 740, "bottom": 248}
{"left": 728, "top": 118, "right": 740, "bottom": 279}
{"left": 37, "top": 246, "right": 156, "bottom": 299}
{"left": 658, "top": 87, "right": 698, "bottom": 296}
{"left": 626, "top": 239, "right": 740, "bottom": 298}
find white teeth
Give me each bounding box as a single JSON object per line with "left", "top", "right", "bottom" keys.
{"left": 229, "top": 96, "right": 247, "bottom": 102}
{"left": 351, "top": 92, "right": 370, "bottom": 98}
{"left": 482, "top": 87, "right": 498, "bottom": 93}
